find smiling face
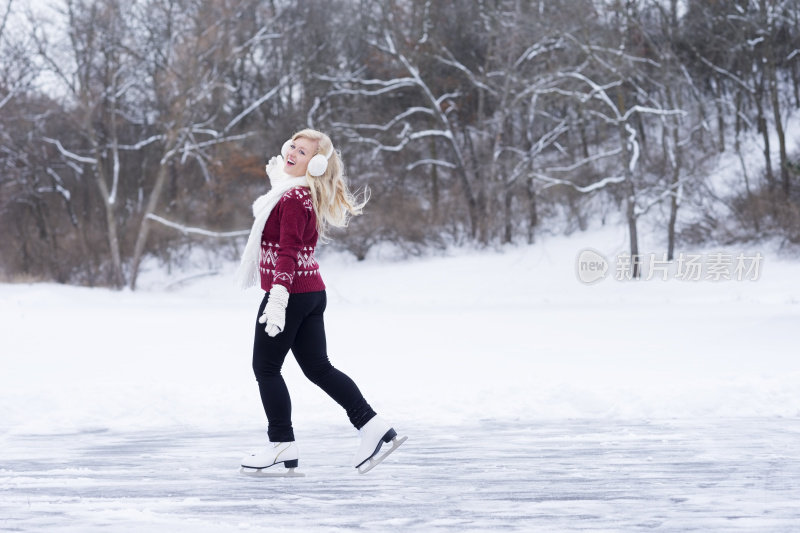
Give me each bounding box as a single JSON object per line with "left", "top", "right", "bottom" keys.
{"left": 283, "top": 136, "right": 319, "bottom": 177}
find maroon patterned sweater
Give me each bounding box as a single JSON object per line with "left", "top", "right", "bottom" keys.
{"left": 259, "top": 186, "right": 325, "bottom": 294}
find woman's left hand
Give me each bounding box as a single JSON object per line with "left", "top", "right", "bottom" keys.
{"left": 259, "top": 285, "right": 289, "bottom": 337}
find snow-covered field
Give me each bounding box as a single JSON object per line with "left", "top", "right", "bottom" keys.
{"left": 2, "top": 226, "right": 800, "bottom": 531}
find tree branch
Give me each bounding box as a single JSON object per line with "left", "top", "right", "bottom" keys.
{"left": 145, "top": 214, "right": 249, "bottom": 238}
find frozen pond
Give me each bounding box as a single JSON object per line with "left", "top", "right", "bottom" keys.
{"left": 3, "top": 418, "right": 799, "bottom": 532}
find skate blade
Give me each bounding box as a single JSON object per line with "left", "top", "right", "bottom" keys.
{"left": 357, "top": 435, "right": 407, "bottom": 474}
{"left": 240, "top": 466, "right": 305, "bottom": 478}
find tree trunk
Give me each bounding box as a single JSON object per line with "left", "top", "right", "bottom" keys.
{"left": 735, "top": 92, "right": 759, "bottom": 233}
{"left": 617, "top": 89, "right": 640, "bottom": 279}
{"left": 626, "top": 181, "right": 640, "bottom": 279}
{"left": 665, "top": 85, "right": 682, "bottom": 261}
{"left": 792, "top": 5, "right": 800, "bottom": 108}
{"left": 759, "top": 0, "right": 789, "bottom": 196}
{"left": 791, "top": 50, "right": 800, "bottom": 108}
{"left": 714, "top": 75, "right": 725, "bottom": 152}
{"left": 666, "top": 150, "right": 680, "bottom": 261}
{"left": 754, "top": 76, "right": 775, "bottom": 194}
{"left": 429, "top": 137, "right": 439, "bottom": 222}
{"left": 129, "top": 154, "right": 173, "bottom": 290}
{"left": 503, "top": 186, "right": 513, "bottom": 244}
{"left": 665, "top": 3, "right": 680, "bottom": 261}
{"left": 766, "top": 48, "right": 789, "bottom": 196}
{"left": 576, "top": 105, "right": 590, "bottom": 159}
{"left": 527, "top": 177, "right": 537, "bottom": 244}
{"left": 92, "top": 155, "right": 125, "bottom": 289}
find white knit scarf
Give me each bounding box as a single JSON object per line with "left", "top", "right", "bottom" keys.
{"left": 234, "top": 175, "right": 309, "bottom": 289}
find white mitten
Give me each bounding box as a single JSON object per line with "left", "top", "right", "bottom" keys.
{"left": 265, "top": 155, "right": 288, "bottom": 184}
{"left": 258, "top": 284, "right": 289, "bottom": 337}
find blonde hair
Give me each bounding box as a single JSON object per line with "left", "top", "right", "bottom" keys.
{"left": 291, "top": 128, "right": 368, "bottom": 240}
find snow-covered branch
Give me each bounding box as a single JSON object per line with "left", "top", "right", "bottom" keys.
{"left": 353, "top": 129, "right": 453, "bottom": 155}
{"left": 231, "top": 27, "right": 281, "bottom": 56}
{"left": 117, "top": 135, "right": 164, "bottom": 151}
{"left": 42, "top": 138, "right": 97, "bottom": 165}
{"left": 44, "top": 168, "right": 71, "bottom": 201}
{"left": 530, "top": 120, "right": 570, "bottom": 158}
{"left": 634, "top": 181, "right": 681, "bottom": 218}
{"left": 561, "top": 72, "right": 622, "bottom": 117}
{"left": 161, "top": 132, "right": 254, "bottom": 165}
{"left": 0, "top": 90, "right": 13, "bottom": 110}
{"left": 691, "top": 52, "right": 752, "bottom": 93}
{"left": 145, "top": 214, "right": 249, "bottom": 238}
{"left": 223, "top": 75, "right": 291, "bottom": 134}
{"left": 544, "top": 148, "right": 623, "bottom": 173}
{"left": 331, "top": 107, "right": 434, "bottom": 133}
{"left": 534, "top": 173, "right": 626, "bottom": 193}
{"left": 323, "top": 78, "right": 419, "bottom": 97}
{"left": 621, "top": 105, "right": 686, "bottom": 122}
{"left": 434, "top": 50, "right": 495, "bottom": 95}
{"left": 405, "top": 159, "right": 457, "bottom": 171}
{"left": 583, "top": 42, "right": 662, "bottom": 69}
{"left": 514, "top": 37, "right": 565, "bottom": 69}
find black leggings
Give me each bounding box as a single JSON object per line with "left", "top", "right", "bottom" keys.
{"left": 252, "top": 290, "right": 376, "bottom": 442}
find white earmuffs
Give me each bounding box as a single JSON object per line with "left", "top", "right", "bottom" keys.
{"left": 281, "top": 139, "right": 333, "bottom": 177}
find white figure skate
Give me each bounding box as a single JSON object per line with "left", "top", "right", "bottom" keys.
{"left": 240, "top": 441, "right": 304, "bottom": 477}
{"left": 353, "top": 416, "right": 407, "bottom": 474}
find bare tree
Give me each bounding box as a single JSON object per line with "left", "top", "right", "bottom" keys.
{"left": 31, "top": 0, "right": 140, "bottom": 287}
{"left": 29, "top": 0, "right": 290, "bottom": 288}
{"left": 318, "top": 1, "right": 578, "bottom": 244}
{"left": 547, "top": 2, "right": 685, "bottom": 277}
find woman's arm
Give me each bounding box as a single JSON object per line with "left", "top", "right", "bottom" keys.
{"left": 272, "top": 189, "right": 312, "bottom": 292}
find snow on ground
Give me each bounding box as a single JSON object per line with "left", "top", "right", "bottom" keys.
{"left": 2, "top": 226, "right": 800, "bottom": 531}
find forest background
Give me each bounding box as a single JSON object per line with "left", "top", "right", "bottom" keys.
{"left": 1, "top": 0, "right": 799, "bottom": 289}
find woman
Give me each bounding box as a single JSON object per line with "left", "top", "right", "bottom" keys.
{"left": 235, "top": 129, "right": 404, "bottom": 475}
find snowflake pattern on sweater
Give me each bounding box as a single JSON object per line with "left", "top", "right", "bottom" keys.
{"left": 259, "top": 186, "right": 325, "bottom": 293}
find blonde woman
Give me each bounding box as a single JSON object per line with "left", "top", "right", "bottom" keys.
{"left": 236, "top": 129, "right": 405, "bottom": 476}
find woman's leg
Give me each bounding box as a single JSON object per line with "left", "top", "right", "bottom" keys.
{"left": 251, "top": 291, "right": 314, "bottom": 442}
{"left": 291, "top": 291, "right": 377, "bottom": 429}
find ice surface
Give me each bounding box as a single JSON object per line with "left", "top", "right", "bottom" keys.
{"left": 2, "top": 420, "right": 799, "bottom": 532}
{"left": 2, "top": 227, "right": 800, "bottom": 531}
